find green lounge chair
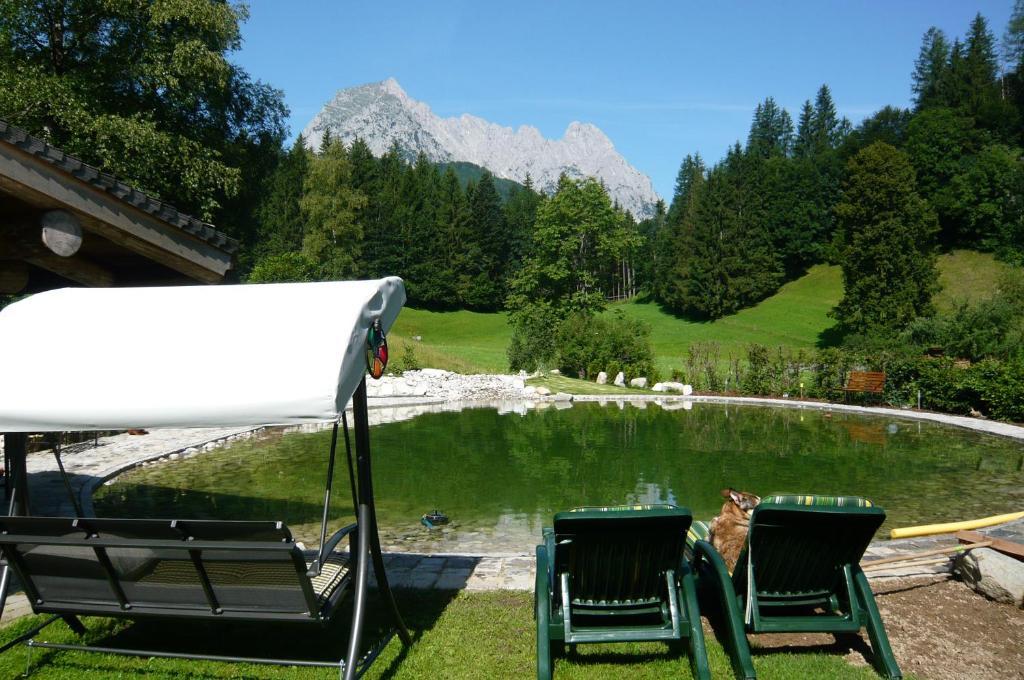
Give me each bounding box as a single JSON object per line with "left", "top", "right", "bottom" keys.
{"left": 689, "top": 494, "right": 902, "bottom": 680}
{"left": 535, "top": 504, "right": 710, "bottom": 680}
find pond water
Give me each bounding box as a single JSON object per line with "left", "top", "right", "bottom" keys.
{"left": 93, "top": 402, "right": 1024, "bottom": 555}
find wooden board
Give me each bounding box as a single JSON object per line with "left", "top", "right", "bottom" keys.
{"left": 956, "top": 530, "right": 1024, "bottom": 560}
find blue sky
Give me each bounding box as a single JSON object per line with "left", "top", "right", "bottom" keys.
{"left": 235, "top": 1, "right": 1014, "bottom": 201}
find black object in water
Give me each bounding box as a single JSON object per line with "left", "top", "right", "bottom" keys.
{"left": 421, "top": 510, "right": 449, "bottom": 528}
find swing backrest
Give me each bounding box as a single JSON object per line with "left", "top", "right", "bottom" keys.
{"left": 0, "top": 516, "right": 335, "bottom": 623}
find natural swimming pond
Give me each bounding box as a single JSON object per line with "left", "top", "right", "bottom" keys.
{"left": 94, "top": 402, "right": 1024, "bottom": 554}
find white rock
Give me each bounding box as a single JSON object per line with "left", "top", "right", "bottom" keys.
{"left": 512, "top": 378, "right": 525, "bottom": 389}
{"left": 613, "top": 372, "right": 625, "bottom": 387}
{"left": 652, "top": 383, "right": 667, "bottom": 392}
{"left": 412, "top": 382, "right": 428, "bottom": 397}
{"left": 630, "top": 377, "right": 648, "bottom": 388}
{"left": 549, "top": 369, "right": 561, "bottom": 375}
{"left": 596, "top": 371, "right": 608, "bottom": 385}
{"left": 535, "top": 386, "right": 551, "bottom": 396}
{"left": 376, "top": 382, "right": 395, "bottom": 397}
{"left": 417, "top": 368, "right": 448, "bottom": 377}
{"left": 682, "top": 384, "right": 693, "bottom": 396}
{"left": 553, "top": 392, "right": 573, "bottom": 402}
{"left": 654, "top": 381, "right": 686, "bottom": 393}
{"left": 957, "top": 547, "right": 1024, "bottom": 606}
{"left": 523, "top": 386, "right": 537, "bottom": 396}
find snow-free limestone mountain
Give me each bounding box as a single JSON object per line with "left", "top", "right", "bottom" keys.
{"left": 302, "top": 78, "right": 661, "bottom": 218}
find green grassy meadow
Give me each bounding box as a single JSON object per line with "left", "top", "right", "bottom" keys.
{"left": 0, "top": 593, "right": 892, "bottom": 679}
{"left": 390, "top": 252, "right": 1012, "bottom": 377}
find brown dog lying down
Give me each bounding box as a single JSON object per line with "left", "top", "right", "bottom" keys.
{"left": 709, "top": 488, "right": 761, "bottom": 573}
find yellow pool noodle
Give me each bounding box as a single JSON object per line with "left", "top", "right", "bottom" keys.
{"left": 890, "top": 510, "right": 1024, "bottom": 539}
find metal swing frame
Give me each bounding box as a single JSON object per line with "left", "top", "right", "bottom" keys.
{"left": 0, "top": 378, "right": 411, "bottom": 680}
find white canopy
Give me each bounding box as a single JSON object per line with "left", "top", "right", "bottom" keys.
{"left": 0, "top": 278, "right": 405, "bottom": 432}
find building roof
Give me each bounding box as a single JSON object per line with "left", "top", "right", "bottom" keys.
{"left": 0, "top": 119, "right": 237, "bottom": 254}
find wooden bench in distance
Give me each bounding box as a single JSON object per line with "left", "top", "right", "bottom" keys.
{"left": 843, "top": 371, "right": 886, "bottom": 400}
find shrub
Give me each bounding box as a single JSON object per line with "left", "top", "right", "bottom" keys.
{"left": 399, "top": 342, "right": 420, "bottom": 372}
{"left": 246, "top": 252, "right": 318, "bottom": 283}
{"left": 742, "top": 344, "right": 774, "bottom": 395}
{"left": 507, "top": 301, "right": 561, "bottom": 373}
{"left": 556, "top": 312, "right": 657, "bottom": 382}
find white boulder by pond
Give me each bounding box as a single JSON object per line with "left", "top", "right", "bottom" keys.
{"left": 653, "top": 382, "right": 693, "bottom": 395}
{"left": 613, "top": 372, "right": 626, "bottom": 387}
{"left": 595, "top": 371, "right": 608, "bottom": 385}
{"left": 630, "top": 377, "right": 648, "bottom": 388}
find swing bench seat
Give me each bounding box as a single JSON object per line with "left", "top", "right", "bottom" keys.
{"left": 0, "top": 516, "right": 357, "bottom": 625}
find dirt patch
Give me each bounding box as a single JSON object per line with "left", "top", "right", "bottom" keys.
{"left": 748, "top": 576, "right": 1024, "bottom": 679}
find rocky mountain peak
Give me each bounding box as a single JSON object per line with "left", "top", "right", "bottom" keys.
{"left": 302, "top": 79, "right": 660, "bottom": 218}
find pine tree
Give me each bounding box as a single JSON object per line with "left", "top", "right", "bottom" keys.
{"left": 503, "top": 174, "right": 541, "bottom": 275}
{"left": 253, "top": 135, "right": 311, "bottom": 261}
{"left": 659, "top": 154, "right": 705, "bottom": 305}
{"left": 401, "top": 153, "right": 442, "bottom": 305}
{"left": 464, "top": 171, "right": 508, "bottom": 309}
{"left": 793, "top": 100, "right": 815, "bottom": 158}
{"left": 434, "top": 166, "right": 473, "bottom": 305}
{"left": 1004, "top": 0, "right": 1024, "bottom": 128}
{"left": 964, "top": 13, "right": 999, "bottom": 98}
{"left": 912, "top": 27, "right": 952, "bottom": 109}
{"left": 812, "top": 85, "right": 840, "bottom": 151}
{"left": 362, "top": 143, "right": 405, "bottom": 279}
{"left": 941, "top": 39, "right": 969, "bottom": 110}
{"left": 833, "top": 142, "right": 939, "bottom": 330}
{"left": 746, "top": 97, "right": 793, "bottom": 158}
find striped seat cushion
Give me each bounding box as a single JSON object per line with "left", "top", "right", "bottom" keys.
{"left": 683, "top": 519, "right": 710, "bottom": 562}
{"left": 761, "top": 494, "right": 873, "bottom": 508}
{"left": 569, "top": 504, "right": 678, "bottom": 513}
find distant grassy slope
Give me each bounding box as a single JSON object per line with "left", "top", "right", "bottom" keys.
{"left": 388, "top": 252, "right": 1018, "bottom": 376}
{"left": 933, "top": 249, "right": 1015, "bottom": 311}
{"left": 611, "top": 264, "right": 842, "bottom": 376}
{"left": 389, "top": 307, "right": 511, "bottom": 374}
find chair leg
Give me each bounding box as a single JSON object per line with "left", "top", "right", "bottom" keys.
{"left": 852, "top": 567, "right": 902, "bottom": 679}
{"left": 693, "top": 541, "right": 756, "bottom": 680}
{"left": 679, "top": 568, "right": 711, "bottom": 680}
{"left": 60, "top": 615, "right": 86, "bottom": 636}
{"left": 535, "top": 544, "right": 553, "bottom": 680}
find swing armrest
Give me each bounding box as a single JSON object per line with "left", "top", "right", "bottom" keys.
{"left": 306, "top": 522, "right": 358, "bottom": 577}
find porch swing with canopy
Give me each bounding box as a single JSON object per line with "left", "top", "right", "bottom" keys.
{"left": 0, "top": 277, "right": 412, "bottom": 679}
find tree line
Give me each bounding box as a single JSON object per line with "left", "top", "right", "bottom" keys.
{"left": 647, "top": 8, "right": 1024, "bottom": 333}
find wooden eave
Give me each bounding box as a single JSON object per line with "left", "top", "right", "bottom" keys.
{"left": 0, "top": 121, "right": 236, "bottom": 285}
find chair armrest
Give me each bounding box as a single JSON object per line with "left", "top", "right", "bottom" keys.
{"left": 692, "top": 539, "right": 757, "bottom": 680}
{"left": 306, "top": 523, "right": 358, "bottom": 577}
{"left": 691, "top": 540, "right": 731, "bottom": 583}
{"left": 543, "top": 528, "right": 557, "bottom": 596}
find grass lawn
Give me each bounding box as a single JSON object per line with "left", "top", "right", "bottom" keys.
{"left": 526, "top": 374, "right": 647, "bottom": 395}
{"left": 387, "top": 252, "right": 1015, "bottom": 378}
{"left": 390, "top": 307, "right": 511, "bottom": 374}
{"left": 933, "top": 249, "right": 1016, "bottom": 312}
{"left": 610, "top": 264, "right": 843, "bottom": 377}
{"left": 0, "top": 591, "right": 890, "bottom": 679}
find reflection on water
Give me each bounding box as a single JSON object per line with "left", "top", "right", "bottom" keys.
{"left": 94, "top": 402, "right": 1024, "bottom": 555}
